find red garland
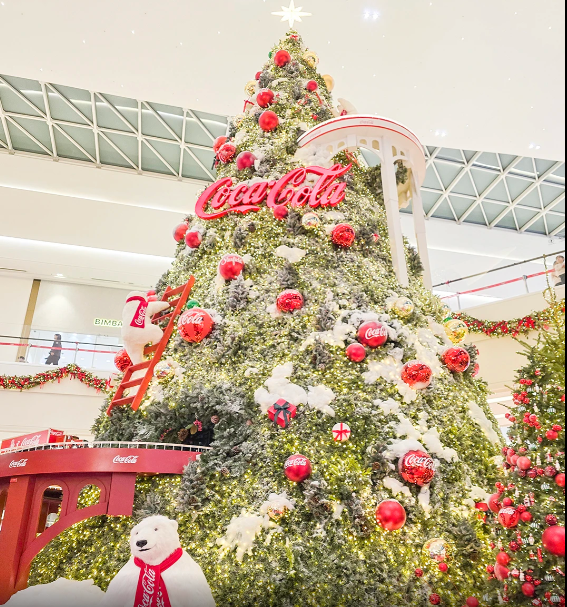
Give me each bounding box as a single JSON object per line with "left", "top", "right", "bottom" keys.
{"left": 0, "top": 364, "right": 108, "bottom": 393}
{"left": 454, "top": 301, "right": 564, "bottom": 338}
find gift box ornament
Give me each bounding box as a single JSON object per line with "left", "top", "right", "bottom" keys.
{"left": 268, "top": 399, "right": 297, "bottom": 428}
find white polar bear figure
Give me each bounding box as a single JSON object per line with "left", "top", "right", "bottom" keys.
{"left": 103, "top": 516, "right": 216, "bottom": 607}
{"left": 122, "top": 292, "right": 170, "bottom": 366}
{"left": 5, "top": 579, "right": 104, "bottom": 607}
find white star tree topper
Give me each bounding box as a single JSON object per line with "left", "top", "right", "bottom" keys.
{"left": 272, "top": 1, "right": 312, "bottom": 28}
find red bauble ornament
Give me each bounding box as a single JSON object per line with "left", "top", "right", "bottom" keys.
{"left": 259, "top": 110, "right": 279, "bottom": 132}
{"left": 472, "top": 363, "right": 480, "bottom": 377}
{"left": 274, "top": 49, "right": 292, "bottom": 67}
{"left": 542, "top": 525, "right": 565, "bottom": 557}
{"left": 177, "top": 308, "right": 214, "bottom": 343}
{"left": 546, "top": 514, "right": 559, "bottom": 526}
{"left": 217, "top": 142, "right": 237, "bottom": 164}
{"left": 277, "top": 290, "right": 304, "bottom": 313}
{"left": 497, "top": 552, "right": 511, "bottom": 566}
{"left": 284, "top": 454, "right": 312, "bottom": 483}
{"left": 218, "top": 254, "right": 245, "bottom": 280}
{"left": 399, "top": 450, "right": 436, "bottom": 486}
{"left": 489, "top": 493, "right": 503, "bottom": 513}
{"left": 415, "top": 568, "right": 424, "bottom": 578}
{"left": 521, "top": 511, "right": 533, "bottom": 523}
{"left": 502, "top": 497, "right": 514, "bottom": 507}
{"left": 466, "top": 598, "right": 480, "bottom": 607}
{"left": 173, "top": 223, "right": 189, "bottom": 243}
{"left": 498, "top": 507, "right": 521, "bottom": 529}
{"left": 306, "top": 80, "right": 318, "bottom": 92}
{"left": 236, "top": 151, "right": 257, "bottom": 171}
{"left": 257, "top": 89, "right": 275, "bottom": 108}
{"left": 517, "top": 456, "right": 532, "bottom": 471}
{"left": 346, "top": 343, "right": 367, "bottom": 363}
{"left": 185, "top": 230, "right": 202, "bottom": 249}
{"left": 114, "top": 349, "right": 132, "bottom": 373}
{"left": 273, "top": 206, "right": 289, "bottom": 220}
{"left": 255, "top": 71, "right": 262, "bottom": 81}
{"left": 401, "top": 361, "right": 433, "bottom": 390}
{"left": 522, "top": 583, "right": 536, "bottom": 597}
{"left": 331, "top": 223, "right": 356, "bottom": 248}
{"left": 357, "top": 321, "right": 388, "bottom": 349}
{"left": 509, "top": 541, "right": 520, "bottom": 552}
{"left": 546, "top": 430, "right": 559, "bottom": 441}
{"left": 213, "top": 136, "right": 228, "bottom": 154}
{"left": 545, "top": 466, "right": 558, "bottom": 478}
{"left": 442, "top": 347, "right": 471, "bottom": 373}
{"left": 495, "top": 563, "right": 510, "bottom": 581}
{"left": 375, "top": 500, "right": 406, "bottom": 531}
{"left": 438, "top": 563, "right": 449, "bottom": 573}
{"left": 555, "top": 473, "right": 566, "bottom": 488}
{"left": 429, "top": 594, "right": 441, "bottom": 605}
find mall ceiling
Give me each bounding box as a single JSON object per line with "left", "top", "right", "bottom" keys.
{"left": 0, "top": 0, "right": 564, "bottom": 161}
{"left": 0, "top": 74, "right": 564, "bottom": 238}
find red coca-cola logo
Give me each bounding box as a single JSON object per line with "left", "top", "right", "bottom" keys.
{"left": 285, "top": 457, "right": 307, "bottom": 469}
{"left": 20, "top": 435, "right": 42, "bottom": 447}
{"left": 113, "top": 455, "right": 139, "bottom": 464}
{"left": 195, "top": 164, "right": 352, "bottom": 220}
{"left": 399, "top": 450, "right": 436, "bottom": 486}
{"left": 9, "top": 459, "right": 28, "bottom": 468}
{"left": 358, "top": 321, "right": 389, "bottom": 349}
{"left": 404, "top": 453, "right": 435, "bottom": 470}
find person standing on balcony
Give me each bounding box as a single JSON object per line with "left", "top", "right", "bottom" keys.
{"left": 45, "top": 334, "right": 63, "bottom": 365}
{"left": 552, "top": 255, "right": 566, "bottom": 286}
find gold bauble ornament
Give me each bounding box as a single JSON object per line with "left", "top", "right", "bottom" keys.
{"left": 267, "top": 505, "right": 289, "bottom": 521}
{"left": 154, "top": 360, "right": 175, "bottom": 381}
{"left": 302, "top": 212, "right": 321, "bottom": 229}
{"left": 322, "top": 74, "right": 335, "bottom": 91}
{"left": 392, "top": 297, "right": 415, "bottom": 318}
{"left": 424, "top": 538, "right": 452, "bottom": 562}
{"left": 444, "top": 318, "right": 469, "bottom": 344}
{"left": 303, "top": 51, "right": 319, "bottom": 68}
{"left": 244, "top": 80, "right": 258, "bottom": 97}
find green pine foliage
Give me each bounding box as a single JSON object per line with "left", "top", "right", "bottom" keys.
{"left": 31, "top": 31, "right": 501, "bottom": 607}
{"left": 484, "top": 297, "right": 565, "bottom": 605}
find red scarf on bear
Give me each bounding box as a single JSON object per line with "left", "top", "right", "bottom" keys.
{"left": 127, "top": 295, "right": 148, "bottom": 329}
{"left": 133, "top": 548, "right": 183, "bottom": 607}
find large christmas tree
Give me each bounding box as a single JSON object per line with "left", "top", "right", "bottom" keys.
{"left": 484, "top": 296, "right": 565, "bottom": 606}
{"left": 31, "top": 32, "right": 502, "bottom": 607}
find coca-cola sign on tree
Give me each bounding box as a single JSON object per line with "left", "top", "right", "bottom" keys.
{"left": 195, "top": 164, "right": 352, "bottom": 220}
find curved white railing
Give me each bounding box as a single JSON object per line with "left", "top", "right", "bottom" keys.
{"left": 0, "top": 441, "right": 212, "bottom": 455}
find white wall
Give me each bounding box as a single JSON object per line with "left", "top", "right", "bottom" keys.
{"left": 0, "top": 363, "right": 110, "bottom": 441}
{"left": 0, "top": 275, "right": 33, "bottom": 362}
{"left": 32, "top": 281, "right": 131, "bottom": 338}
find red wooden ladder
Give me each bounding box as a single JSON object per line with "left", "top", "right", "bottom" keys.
{"left": 106, "top": 278, "right": 196, "bottom": 416}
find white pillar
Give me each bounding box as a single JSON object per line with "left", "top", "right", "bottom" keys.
{"left": 411, "top": 171, "right": 433, "bottom": 290}
{"left": 381, "top": 142, "right": 409, "bottom": 287}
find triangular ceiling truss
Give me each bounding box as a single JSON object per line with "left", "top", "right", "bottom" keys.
{"left": 0, "top": 73, "right": 564, "bottom": 238}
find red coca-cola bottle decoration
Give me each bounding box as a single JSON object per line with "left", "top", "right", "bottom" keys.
{"left": 399, "top": 450, "right": 436, "bottom": 486}
{"left": 358, "top": 321, "right": 388, "bottom": 349}
{"left": 177, "top": 308, "right": 214, "bottom": 343}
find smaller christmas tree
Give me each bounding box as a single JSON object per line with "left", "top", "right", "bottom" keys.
{"left": 484, "top": 295, "right": 565, "bottom": 605}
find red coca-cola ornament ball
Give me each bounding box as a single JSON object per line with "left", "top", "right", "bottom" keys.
{"left": 114, "top": 349, "right": 132, "bottom": 373}
{"left": 399, "top": 450, "right": 436, "bottom": 486}
{"left": 173, "top": 223, "right": 189, "bottom": 243}
{"left": 331, "top": 223, "right": 356, "bottom": 248}
{"left": 284, "top": 454, "right": 312, "bottom": 483}
{"left": 185, "top": 230, "right": 202, "bottom": 249}
{"left": 217, "top": 142, "right": 236, "bottom": 164}
{"left": 442, "top": 347, "right": 471, "bottom": 373}
{"left": 236, "top": 151, "right": 257, "bottom": 171}
{"left": 274, "top": 49, "right": 292, "bottom": 67}
{"left": 259, "top": 110, "right": 279, "bottom": 132}
{"left": 257, "top": 89, "right": 275, "bottom": 108}
{"left": 401, "top": 361, "right": 433, "bottom": 390}
{"left": 218, "top": 254, "right": 245, "bottom": 280}
{"left": 277, "top": 290, "right": 304, "bottom": 313}
{"left": 177, "top": 308, "right": 214, "bottom": 343}
{"left": 375, "top": 499, "right": 407, "bottom": 531}
{"left": 346, "top": 343, "right": 367, "bottom": 363}
{"left": 358, "top": 321, "right": 388, "bottom": 349}
{"left": 542, "top": 525, "right": 565, "bottom": 557}
{"left": 498, "top": 507, "right": 521, "bottom": 529}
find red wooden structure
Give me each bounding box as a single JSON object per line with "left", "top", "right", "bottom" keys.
{"left": 0, "top": 442, "right": 206, "bottom": 604}
{"left": 107, "top": 278, "right": 195, "bottom": 415}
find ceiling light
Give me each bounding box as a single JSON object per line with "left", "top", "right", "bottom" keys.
{"left": 55, "top": 274, "right": 65, "bottom": 278}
